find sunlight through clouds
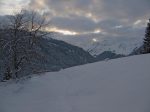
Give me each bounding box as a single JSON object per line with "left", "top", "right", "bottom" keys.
{"left": 0, "top": 0, "right": 149, "bottom": 37}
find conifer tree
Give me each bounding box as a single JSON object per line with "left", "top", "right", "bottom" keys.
{"left": 143, "top": 19, "right": 150, "bottom": 53}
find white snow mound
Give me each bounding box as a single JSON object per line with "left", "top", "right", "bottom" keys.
{"left": 0, "top": 54, "right": 150, "bottom": 112}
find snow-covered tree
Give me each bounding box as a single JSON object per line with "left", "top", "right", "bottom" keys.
{"left": 0, "top": 10, "right": 49, "bottom": 80}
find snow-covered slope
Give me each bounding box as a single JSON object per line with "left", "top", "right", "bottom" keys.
{"left": 50, "top": 33, "right": 143, "bottom": 56}
{"left": 0, "top": 54, "right": 150, "bottom": 112}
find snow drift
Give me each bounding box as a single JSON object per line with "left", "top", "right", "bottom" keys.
{"left": 0, "top": 54, "right": 150, "bottom": 112}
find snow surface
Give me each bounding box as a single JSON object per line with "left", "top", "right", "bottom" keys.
{"left": 0, "top": 54, "right": 150, "bottom": 112}
{"left": 50, "top": 33, "right": 143, "bottom": 56}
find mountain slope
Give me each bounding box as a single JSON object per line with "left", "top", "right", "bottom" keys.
{"left": 0, "top": 54, "right": 150, "bottom": 112}
{"left": 36, "top": 37, "right": 95, "bottom": 71}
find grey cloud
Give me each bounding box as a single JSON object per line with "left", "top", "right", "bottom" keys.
{"left": 1, "top": 0, "right": 149, "bottom": 38}
{"left": 98, "top": 19, "right": 123, "bottom": 30}
{"left": 99, "top": 0, "right": 150, "bottom": 21}
{"left": 50, "top": 15, "right": 98, "bottom": 32}
{"left": 28, "top": 0, "right": 150, "bottom": 24}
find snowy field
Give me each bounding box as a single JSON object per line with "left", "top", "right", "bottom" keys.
{"left": 0, "top": 54, "right": 150, "bottom": 112}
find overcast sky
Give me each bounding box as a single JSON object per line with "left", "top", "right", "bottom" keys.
{"left": 0, "top": 0, "right": 150, "bottom": 37}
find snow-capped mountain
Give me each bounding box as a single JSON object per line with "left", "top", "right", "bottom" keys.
{"left": 49, "top": 32, "right": 143, "bottom": 56}
{"left": 86, "top": 37, "right": 143, "bottom": 56}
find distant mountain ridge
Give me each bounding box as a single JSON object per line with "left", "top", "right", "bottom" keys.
{"left": 96, "top": 51, "right": 125, "bottom": 61}
{"left": 49, "top": 32, "right": 143, "bottom": 56}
